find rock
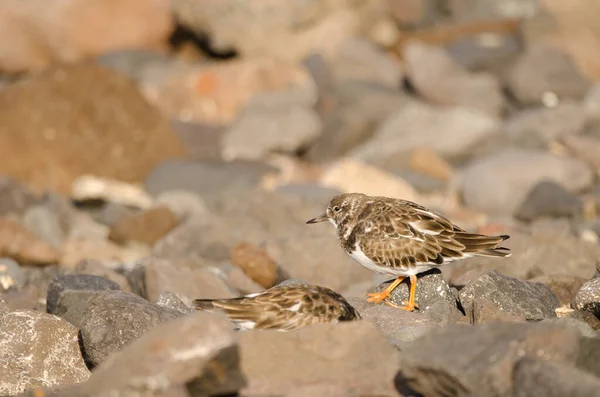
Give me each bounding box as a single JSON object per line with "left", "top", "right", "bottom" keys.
{"left": 503, "top": 102, "right": 588, "bottom": 147}
{"left": 347, "top": 297, "right": 440, "bottom": 343}
{"left": 46, "top": 273, "right": 120, "bottom": 315}
{"left": 0, "top": 63, "right": 186, "bottom": 195}
{"left": 408, "top": 147, "right": 454, "bottom": 181}
{"left": 460, "top": 148, "right": 594, "bottom": 214}
{"left": 144, "top": 160, "right": 276, "bottom": 209}
{"left": 170, "top": 0, "right": 382, "bottom": 62}
{"left": 239, "top": 321, "right": 399, "bottom": 396}
{"left": 563, "top": 310, "right": 600, "bottom": 331}
{"left": 0, "top": 310, "right": 90, "bottom": 395}
{"left": 513, "top": 357, "right": 600, "bottom": 397}
{"left": 108, "top": 206, "right": 180, "bottom": 245}
{"left": 127, "top": 258, "right": 236, "bottom": 305}
{"left": 0, "top": 258, "right": 25, "bottom": 291}
{"left": 222, "top": 98, "right": 323, "bottom": 161}
{"left": 73, "top": 259, "right": 132, "bottom": 293}
{"left": 0, "top": 217, "right": 59, "bottom": 266}
{"left": 78, "top": 290, "right": 181, "bottom": 366}
{"left": 351, "top": 101, "right": 499, "bottom": 164}
{"left": 59, "top": 237, "right": 150, "bottom": 269}
{"left": 574, "top": 278, "right": 600, "bottom": 316}
{"left": 306, "top": 80, "right": 411, "bottom": 163}
{"left": 154, "top": 190, "right": 209, "bottom": 219}
{"left": 515, "top": 180, "right": 583, "bottom": 221}
{"left": 71, "top": 175, "right": 154, "bottom": 209}
{"left": 0, "top": 0, "right": 173, "bottom": 73}
{"left": 22, "top": 205, "right": 65, "bottom": 249}
{"left": 231, "top": 242, "right": 278, "bottom": 289}
{"left": 403, "top": 41, "right": 504, "bottom": 116}
{"left": 370, "top": 269, "right": 462, "bottom": 323}
{"left": 459, "top": 270, "right": 561, "bottom": 321}
{"left": 448, "top": 0, "right": 540, "bottom": 21}
{"left": 330, "top": 37, "right": 403, "bottom": 87}
{"left": 320, "top": 159, "right": 419, "bottom": 202}
{"left": 156, "top": 58, "right": 317, "bottom": 124}
{"left": 561, "top": 134, "right": 600, "bottom": 173}
{"left": 395, "top": 322, "right": 600, "bottom": 397}
{"left": 155, "top": 291, "right": 195, "bottom": 315}
{"left": 226, "top": 266, "right": 265, "bottom": 295}
{"left": 470, "top": 297, "right": 527, "bottom": 324}
{"left": 529, "top": 274, "right": 587, "bottom": 306}
{"left": 79, "top": 312, "right": 244, "bottom": 397}
{"left": 0, "top": 177, "right": 40, "bottom": 217}
{"left": 506, "top": 44, "right": 590, "bottom": 106}
{"left": 384, "top": 0, "right": 440, "bottom": 27}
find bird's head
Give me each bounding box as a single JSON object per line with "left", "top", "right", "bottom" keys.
{"left": 306, "top": 192, "right": 367, "bottom": 228}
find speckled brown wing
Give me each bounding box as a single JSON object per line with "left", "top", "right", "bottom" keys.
{"left": 192, "top": 285, "right": 360, "bottom": 331}
{"left": 354, "top": 200, "right": 510, "bottom": 271}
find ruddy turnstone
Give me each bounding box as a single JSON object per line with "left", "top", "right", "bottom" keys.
{"left": 192, "top": 283, "right": 361, "bottom": 331}
{"left": 306, "top": 192, "right": 511, "bottom": 311}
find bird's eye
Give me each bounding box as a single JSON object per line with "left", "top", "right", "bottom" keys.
{"left": 333, "top": 206, "right": 341, "bottom": 212}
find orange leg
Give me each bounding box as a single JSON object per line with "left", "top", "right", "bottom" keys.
{"left": 381, "top": 275, "right": 419, "bottom": 312}
{"left": 366, "top": 276, "right": 404, "bottom": 304}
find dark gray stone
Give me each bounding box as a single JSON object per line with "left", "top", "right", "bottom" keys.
{"left": 46, "top": 274, "right": 121, "bottom": 314}
{"left": 574, "top": 278, "right": 600, "bottom": 317}
{"left": 78, "top": 290, "right": 181, "bottom": 366}
{"left": 515, "top": 180, "right": 583, "bottom": 221}
{"left": 459, "top": 270, "right": 560, "bottom": 321}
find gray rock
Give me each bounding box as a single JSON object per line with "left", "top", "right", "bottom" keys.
{"left": 0, "top": 310, "right": 90, "bottom": 395}
{"left": 395, "top": 322, "right": 600, "bottom": 397}
{"left": 0, "top": 257, "right": 25, "bottom": 291}
{"left": 529, "top": 274, "right": 587, "bottom": 306}
{"left": 347, "top": 297, "right": 440, "bottom": 343}
{"left": 22, "top": 204, "right": 65, "bottom": 248}
{"left": 127, "top": 257, "right": 236, "bottom": 305}
{"left": 515, "top": 180, "right": 583, "bottom": 221}
{"left": 460, "top": 148, "right": 593, "bottom": 214}
{"left": 144, "top": 159, "right": 276, "bottom": 209}
{"left": 369, "top": 269, "right": 462, "bottom": 323}
{"left": 154, "top": 190, "right": 210, "bottom": 219}
{"left": 513, "top": 357, "right": 600, "bottom": 397}
{"left": 0, "top": 177, "right": 40, "bottom": 217}
{"left": 81, "top": 201, "right": 139, "bottom": 227}
{"left": 448, "top": 0, "right": 539, "bottom": 21}
{"left": 507, "top": 44, "right": 590, "bottom": 106}
{"left": 239, "top": 321, "right": 399, "bottom": 396}
{"left": 330, "top": 37, "right": 403, "bottom": 88}
{"left": 80, "top": 312, "right": 244, "bottom": 397}
{"left": 54, "top": 290, "right": 98, "bottom": 329}
{"left": 73, "top": 259, "right": 132, "bottom": 292}
{"left": 447, "top": 30, "right": 522, "bottom": 74}
{"left": 222, "top": 97, "right": 323, "bottom": 161}
{"left": 351, "top": 101, "right": 499, "bottom": 164}
{"left": 403, "top": 41, "right": 504, "bottom": 116}
{"left": 306, "top": 80, "right": 411, "bottom": 162}
{"left": 46, "top": 273, "right": 120, "bottom": 314}
{"left": 459, "top": 270, "right": 560, "bottom": 321}
{"left": 156, "top": 291, "right": 195, "bottom": 315}
{"left": 574, "top": 278, "right": 600, "bottom": 316}
{"left": 78, "top": 290, "right": 182, "bottom": 366}
{"left": 503, "top": 102, "right": 588, "bottom": 146}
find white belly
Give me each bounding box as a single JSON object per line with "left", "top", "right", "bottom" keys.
{"left": 347, "top": 244, "right": 437, "bottom": 277}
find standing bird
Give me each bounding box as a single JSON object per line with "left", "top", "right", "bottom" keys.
{"left": 306, "top": 193, "right": 511, "bottom": 311}
{"left": 192, "top": 283, "right": 361, "bottom": 331}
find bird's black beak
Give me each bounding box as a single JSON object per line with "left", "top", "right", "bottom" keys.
{"left": 306, "top": 213, "right": 328, "bottom": 224}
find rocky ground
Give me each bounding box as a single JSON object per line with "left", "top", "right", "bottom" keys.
{"left": 3, "top": 1, "right": 600, "bottom": 396}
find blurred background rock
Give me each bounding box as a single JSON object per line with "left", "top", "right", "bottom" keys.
{"left": 3, "top": 1, "right": 600, "bottom": 396}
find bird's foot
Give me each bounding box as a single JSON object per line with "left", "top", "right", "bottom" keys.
{"left": 366, "top": 290, "right": 390, "bottom": 304}
{"left": 384, "top": 300, "right": 418, "bottom": 312}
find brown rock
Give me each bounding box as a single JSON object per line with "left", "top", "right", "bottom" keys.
{"left": 156, "top": 58, "right": 317, "bottom": 124}
{"left": 59, "top": 237, "right": 150, "bottom": 269}
{"left": 0, "top": 217, "right": 59, "bottom": 266}
{"left": 0, "top": 0, "right": 173, "bottom": 73}
{"left": 231, "top": 242, "right": 278, "bottom": 288}
{"left": 529, "top": 274, "right": 587, "bottom": 306}
{"left": 0, "top": 62, "right": 186, "bottom": 195}
{"left": 408, "top": 147, "right": 454, "bottom": 181}
{"left": 239, "top": 321, "right": 399, "bottom": 396}
{"left": 0, "top": 310, "right": 90, "bottom": 395}
{"left": 127, "top": 258, "right": 236, "bottom": 304}
{"left": 108, "top": 206, "right": 180, "bottom": 245}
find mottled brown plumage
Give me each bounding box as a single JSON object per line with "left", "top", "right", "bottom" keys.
{"left": 307, "top": 193, "right": 511, "bottom": 311}
{"left": 192, "top": 283, "right": 361, "bottom": 331}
